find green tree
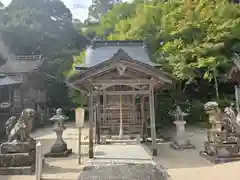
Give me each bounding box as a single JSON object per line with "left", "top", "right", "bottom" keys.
{"left": 88, "top": 0, "right": 122, "bottom": 21}
{"left": 0, "top": 0, "right": 88, "bottom": 108}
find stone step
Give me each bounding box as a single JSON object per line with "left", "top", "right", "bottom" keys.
{"left": 0, "top": 166, "right": 34, "bottom": 175}
{"left": 0, "top": 153, "right": 35, "bottom": 167}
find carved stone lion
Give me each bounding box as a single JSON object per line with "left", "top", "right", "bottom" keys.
{"left": 8, "top": 108, "right": 36, "bottom": 142}
{"left": 204, "top": 102, "right": 222, "bottom": 131}
{"left": 5, "top": 116, "right": 17, "bottom": 137}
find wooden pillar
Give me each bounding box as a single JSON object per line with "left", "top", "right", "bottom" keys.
{"left": 96, "top": 94, "right": 101, "bottom": 144}
{"left": 103, "top": 94, "right": 107, "bottom": 123}
{"left": 119, "top": 94, "right": 123, "bottom": 138}
{"left": 88, "top": 92, "right": 94, "bottom": 158}
{"left": 140, "top": 96, "right": 145, "bottom": 141}
{"left": 235, "top": 84, "right": 240, "bottom": 113}
{"left": 149, "top": 85, "right": 157, "bottom": 156}
{"left": 132, "top": 94, "right": 136, "bottom": 123}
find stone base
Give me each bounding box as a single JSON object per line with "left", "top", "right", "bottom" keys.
{"left": 0, "top": 140, "right": 36, "bottom": 154}
{"left": 199, "top": 151, "right": 240, "bottom": 164}
{"left": 0, "top": 152, "right": 35, "bottom": 167}
{"left": 45, "top": 148, "right": 72, "bottom": 158}
{"left": 170, "top": 141, "right": 195, "bottom": 150}
{"left": 111, "top": 135, "right": 131, "bottom": 140}
{"left": 0, "top": 166, "right": 34, "bottom": 175}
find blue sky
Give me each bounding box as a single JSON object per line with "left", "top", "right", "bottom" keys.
{"left": 1, "top": 0, "right": 92, "bottom": 21}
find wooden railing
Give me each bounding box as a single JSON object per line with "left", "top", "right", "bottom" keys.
{"left": 99, "top": 111, "right": 141, "bottom": 127}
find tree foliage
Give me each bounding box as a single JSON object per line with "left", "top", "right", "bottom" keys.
{"left": 66, "top": 0, "right": 240, "bottom": 122}
{"left": 88, "top": 0, "right": 122, "bottom": 21}
{"left": 0, "top": 0, "right": 88, "bottom": 108}
{"left": 95, "top": 0, "right": 240, "bottom": 84}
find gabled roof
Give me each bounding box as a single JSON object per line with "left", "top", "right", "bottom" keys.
{"left": 69, "top": 49, "right": 173, "bottom": 85}
{"left": 0, "top": 55, "right": 44, "bottom": 73}
{"left": 77, "top": 40, "right": 156, "bottom": 68}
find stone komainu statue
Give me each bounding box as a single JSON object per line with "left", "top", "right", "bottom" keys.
{"left": 5, "top": 116, "right": 17, "bottom": 137}
{"left": 203, "top": 102, "right": 240, "bottom": 157}
{"left": 7, "top": 108, "right": 36, "bottom": 142}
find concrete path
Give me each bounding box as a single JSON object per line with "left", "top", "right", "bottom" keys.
{"left": 91, "top": 144, "right": 153, "bottom": 163}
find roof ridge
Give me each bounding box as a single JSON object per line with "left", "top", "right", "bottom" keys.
{"left": 9, "top": 55, "right": 44, "bottom": 61}
{"left": 91, "top": 40, "right": 146, "bottom": 48}
{"left": 109, "top": 48, "right": 134, "bottom": 61}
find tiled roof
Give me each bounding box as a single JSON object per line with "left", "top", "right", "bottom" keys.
{"left": 76, "top": 40, "right": 155, "bottom": 68}
{"left": 0, "top": 74, "right": 22, "bottom": 86}
{"left": 0, "top": 55, "right": 44, "bottom": 73}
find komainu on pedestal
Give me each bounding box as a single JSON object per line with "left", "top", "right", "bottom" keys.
{"left": 200, "top": 102, "right": 240, "bottom": 164}
{"left": 0, "top": 109, "right": 37, "bottom": 175}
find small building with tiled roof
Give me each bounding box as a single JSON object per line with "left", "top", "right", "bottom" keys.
{"left": 0, "top": 55, "right": 47, "bottom": 140}
{"left": 0, "top": 55, "right": 44, "bottom": 74}
{"left": 68, "top": 40, "right": 174, "bottom": 158}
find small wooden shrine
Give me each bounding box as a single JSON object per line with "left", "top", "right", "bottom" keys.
{"left": 68, "top": 40, "right": 173, "bottom": 158}
{"left": 0, "top": 55, "right": 47, "bottom": 138}
{"left": 228, "top": 53, "right": 240, "bottom": 112}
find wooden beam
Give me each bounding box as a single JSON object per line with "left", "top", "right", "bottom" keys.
{"left": 93, "top": 79, "right": 153, "bottom": 86}
{"left": 88, "top": 92, "right": 94, "bottom": 158}
{"left": 95, "top": 90, "right": 149, "bottom": 96}
{"left": 98, "top": 84, "right": 146, "bottom": 90}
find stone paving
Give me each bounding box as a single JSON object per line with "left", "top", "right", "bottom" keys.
{"left": 78, "top": 144, "right": 169, "bottom": 180}
{"left": 78, "top": 163, "right": 168, "bottom": 180}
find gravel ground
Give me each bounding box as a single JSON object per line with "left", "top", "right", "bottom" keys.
{"left": 78, "top": 164, "right": 168, "bottom": 180}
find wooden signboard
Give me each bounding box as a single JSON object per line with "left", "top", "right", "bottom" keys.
{"left": 75, "top": 108, "right": 85, "bottom": 128}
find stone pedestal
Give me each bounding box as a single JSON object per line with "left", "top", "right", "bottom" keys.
{"left": 45, "top": 126, "right": 72, "bottom": 157}
{"left": 0, "top": 141, "right": 36, "bottom": 175}
{"left": 200, "top": 141, "right": 240, "bottom": 164}
{"left": 170, "top": 120, "right": 195, "bottom": 150}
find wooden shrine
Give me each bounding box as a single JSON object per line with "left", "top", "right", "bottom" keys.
{"left": 68, "top": 40, "right": 173, "bottom": 158}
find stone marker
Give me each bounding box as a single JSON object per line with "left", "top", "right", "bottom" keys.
{"left": 136, "top": 135, "right": 141, "bottom": 144}
{"left": 45, "top": 108, "right": 72, "bottom": 157}
{"left": 36, "top": 141, "right": 43, "bottom": 180}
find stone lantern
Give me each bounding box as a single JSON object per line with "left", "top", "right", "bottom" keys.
{"left": 170, "top": 106, "right": 195, "bottom": 150}
{"left": 45, "top": 108, "right": 72, "bottom": 157}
